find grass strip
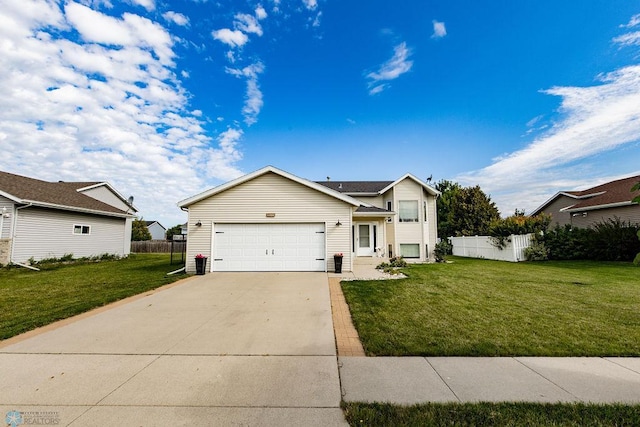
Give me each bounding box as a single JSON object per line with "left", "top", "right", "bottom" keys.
{"left": 342, "top": 401, "right": 640, "bottom": 427}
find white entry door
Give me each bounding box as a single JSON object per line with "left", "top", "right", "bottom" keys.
{"left": 356, "top": 223, "right": 375, "bottom": 256}
{"left": 213, "top": 223, "right": 326, "bottom": 271}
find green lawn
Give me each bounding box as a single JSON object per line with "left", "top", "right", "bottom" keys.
{"left": 341, "top": 257, "right": 640, "bottom": 356}
{"left": 342, "top": 402, "right": 640, "bottom": 427}
{"left": 0, "top": 254, "right": 186, "bottom": 340}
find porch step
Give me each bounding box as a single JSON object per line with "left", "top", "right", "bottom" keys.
{"left": 354, "top": 257, "right": 389, "bottom": 266}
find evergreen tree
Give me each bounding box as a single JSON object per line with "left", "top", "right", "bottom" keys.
{"left": 131, "top": 218, "right": 152, "bottom": 241}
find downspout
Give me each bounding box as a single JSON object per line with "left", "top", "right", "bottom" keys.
{"left": 10, "top": 203, "right": 40, "bottom": 270}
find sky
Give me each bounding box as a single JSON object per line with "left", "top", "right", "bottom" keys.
{"left": 1, "top": 0, "right": 640, "bottom": 228}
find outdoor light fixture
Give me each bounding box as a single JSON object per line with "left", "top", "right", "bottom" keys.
{"left": 195, "top": 221, "right": 202, "bottom": 227}
{"left": 336, "top": 220, "right": 342, "bottom": 226}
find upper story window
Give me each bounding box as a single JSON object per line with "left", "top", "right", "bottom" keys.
{"left": 398, "top": 200, "right": 418, "bottom": 222}
{"left": 424, "top": 201, "right": 428, "bottom": 222}
{"left": 73, "top": 225, "right": 91, "bottom": 235}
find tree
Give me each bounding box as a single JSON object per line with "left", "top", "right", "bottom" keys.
{"left": 435, "top": 179, "right": 462, "bottom": 238}
{"left": 436, "top": 180, "right": 500, "bottom": 237}
{"left": 632, "top": 182, "right": 640, "bottom": 265}
{"left": 165, "top": 224, "right": 184, "bottom": 241}
{"left": 131, "top": 218, "right": 152, "bottom": 241}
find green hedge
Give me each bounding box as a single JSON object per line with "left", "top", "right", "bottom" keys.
{"left": 541, "top": 218, "right": 640, "bottom": 262}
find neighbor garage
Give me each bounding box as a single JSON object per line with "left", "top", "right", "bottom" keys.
{"left": 213, "top": 223, "right": 326, "bottom": 271}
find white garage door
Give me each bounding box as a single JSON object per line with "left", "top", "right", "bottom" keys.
{"left": 213, "top": 223, "right": 326, "bottom": 272}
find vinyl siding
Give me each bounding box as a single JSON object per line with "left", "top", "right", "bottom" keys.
{"left": 568, "top": 205, "right": 640, "bottom": 228}
{"left": 184, "top": 172, "right": 353, "bottom": 273}
{"left": 147, "top": 223, "right": 166, "bottom": 240}
{"left": 12, "top": 207, "right": 128, "bottom": 263}
{"left": 354, "top": 195, "right": 384, "bottom": 208}
{"left": 425, "top": 190, "right": 438, "bottom": 259}
{"left": 387, "top": 179, "right": 437, "bottom": 260}
{"left": 81, "top": 185, "right": 130, "bottom": 211}
{"left": 539, "top": 195, "right": 579, "bottom": 227}
{"left": 0, "top": 196, "right": 13, "bottom": 239}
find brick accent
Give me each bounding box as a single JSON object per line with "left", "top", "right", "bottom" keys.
{"left": 329, "top": 277, "right": 365, "bottom": 357}
{"left": 0, "top": 239, "right": 11, "bottom": 265}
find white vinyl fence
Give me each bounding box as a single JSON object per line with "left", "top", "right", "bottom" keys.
{"left": 450, "top": 234, "right": 533, "bottom": 262}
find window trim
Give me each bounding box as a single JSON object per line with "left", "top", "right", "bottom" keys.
{"left": 424, "top": 200, "right": 428, "bottom": 222}
{"left": 398, "top": 200, "right": 419, "bottom": 223}
{"left": 399, "top": 243, "right": 420, "bottom": 258}
{"left": 73, "top": 224, "right": 91, "bottom": 235}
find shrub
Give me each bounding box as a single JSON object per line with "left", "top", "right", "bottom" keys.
{"left": 489, "top": 214, "right": 551, "bottom": 249}
{"left": 434, "top": 240, "right": 452, "bottom": 262}
{"left": 541, "top": 219, "right": 640, "bottom": 262}
{"left": 524, "top": 240, "right": 549, "bottom": 261}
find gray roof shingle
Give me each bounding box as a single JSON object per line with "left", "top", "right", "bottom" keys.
{"left": 0, "top": 170, "right": 129, "bottom": 215}
{"left": 316, "top": 181, "right": 393, "bottom": 194}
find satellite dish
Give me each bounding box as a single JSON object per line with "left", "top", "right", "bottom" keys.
{"left": 127, "top": 196, "right": 134, "bottom": 205}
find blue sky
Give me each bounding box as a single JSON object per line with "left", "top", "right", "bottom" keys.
{"left": 1, "top": 1, "right": 640, "bottom": 228}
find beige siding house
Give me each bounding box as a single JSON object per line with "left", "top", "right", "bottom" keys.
{"left": 531, "top": 175, "right": 640, "bottom": 228}
{"left": 178, "top": 166, "right": 439, "bottom": 273}
{"left": 0, "top": 171, "right": 137, "bottom": 265}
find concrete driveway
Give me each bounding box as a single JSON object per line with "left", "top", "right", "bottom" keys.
{"left": 0, "top": 273, "right": 347, "bottom": 426}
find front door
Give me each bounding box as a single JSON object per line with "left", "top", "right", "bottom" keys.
{"left": 356, "top": 223, "right": 375, "bottom": 256}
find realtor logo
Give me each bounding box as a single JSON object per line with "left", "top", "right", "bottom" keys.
{"left": 5, "top": 410, "right": 23, "bottom": 427}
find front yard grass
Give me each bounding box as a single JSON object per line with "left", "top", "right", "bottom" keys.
{"left": 342, "top": 401, "right": 640, "bottom": 427}
{"left": 341, "top": 257, "right": 640, "bottom": 356}
{"left": 0, "top": 254, "right": 185, "bottom": 340}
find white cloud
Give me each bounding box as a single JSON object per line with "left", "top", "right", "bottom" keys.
{"left": 432, "top": 20, "right": 446, "bottom": 38}
{"left": 163, "top": 11, "right": 189, "bottom": 27}
{"left": 302, "top": 0, "right": 317, "bottom": 10}
{"left": 129, "top": 0, "right": 154, "bottom": 11}
{"left": 234, "top": 13, "right": 263, "bottom": 36}
{"left": 613, "top": 31, "right": 640, "bottom": 47}
{"left": 226, "top": 62, "right": 265, "bottom": 126}
{"left": 621, "top": 13, "right": 640, "bottom": 28}
{"left": 212, "top": 28, "right": 249, "bottom": 47}
{"left": 366, "top": 42, "right": 413, "bottom": 95}
{"left": 65, "top": 2, "right": 174, "bottom": 65}
{"left": 255, "top": 5, "right": 268, "bottom": 20}
{"left": 0, "top": 0, "right": 243, "bottom": 227}
{"left": 457, "top": 20, "right": 640, "bottom": 216}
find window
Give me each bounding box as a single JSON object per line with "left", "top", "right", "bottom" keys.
{"left": 73, "top": 225, "right": 90, "bottom": 235}
{"left": 386, "top": 201, "right": 392, "bottom": 211}
{"left": 398, "top": 200, "right": 418, "bottom": 222}
{"left": 400, "top": 244, "right": 420, "bottom": 258}
{"left": 424, "top": 201, "right": 428, "bottom": 222}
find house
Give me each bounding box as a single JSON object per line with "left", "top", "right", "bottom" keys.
{"left": 177, "top": 166, "right": 439, "bottom": 273}
{"left": 531, "top": 174, "right": 640, "bottom": 228}
{"left": 144, "top": 220, "right": 167, "bottom": 240}
{"left": 0, "top": 171, "right": 137, "bottom": 265}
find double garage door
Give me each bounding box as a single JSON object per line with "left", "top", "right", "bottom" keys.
{"left": 213, "top": 223, "right": 326, "bottom": 272}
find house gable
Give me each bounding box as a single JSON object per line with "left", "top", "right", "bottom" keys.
{"left": 178, "top": 165, "right": 364, "bottom": 209}
{"left": 183, "top": 171, "right": 355, "bottom": 273}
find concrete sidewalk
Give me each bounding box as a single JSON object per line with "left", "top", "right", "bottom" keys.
{"left": 339, "top": 356, "right": 640, "bottom": 405}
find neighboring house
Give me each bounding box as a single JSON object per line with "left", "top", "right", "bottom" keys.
{"left": 0, "top": 171, "right": 137, "bottom": 265}
{"left": 531, "top": 174, "right": 640, "bottom": 228}
{"left": 177, "top": 166, "right": 439, "bottom": 273}
{"left": 144, "top": 220, "right": 167, "bottom": 240}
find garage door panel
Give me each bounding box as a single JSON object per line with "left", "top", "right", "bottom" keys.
{"left": 214, "top": 223, "right": 325, "bottom": 272}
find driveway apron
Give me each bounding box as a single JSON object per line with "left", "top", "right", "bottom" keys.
{"left": 0, "top": 272, "right": 347, "bottom": 426}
